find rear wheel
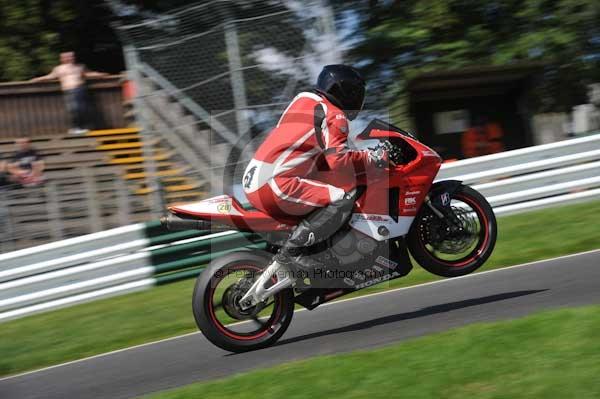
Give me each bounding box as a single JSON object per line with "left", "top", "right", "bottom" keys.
{"left": 192, "top": 251, "right": 295, "bottom": 352}
{"left": 407, "top": 185, "right": 496, "bottom": 277}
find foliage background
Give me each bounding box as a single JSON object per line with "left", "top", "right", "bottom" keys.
{"left": 1, "top": 0, "right": 598, "bottom": 123}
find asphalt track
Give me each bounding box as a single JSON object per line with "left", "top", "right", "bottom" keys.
{"left": 1, "top": 250, "right": 599, "bottom": 399}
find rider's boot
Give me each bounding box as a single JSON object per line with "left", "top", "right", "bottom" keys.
{"left": 272, "top": 192, "right": 356, "bottom": 274}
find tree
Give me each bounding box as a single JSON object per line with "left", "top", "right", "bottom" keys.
{"left": 348, "top": 0, "right": 600, "bottom": 121}
{"left": 0, "top": 0, "right": 123, "bottom": 82}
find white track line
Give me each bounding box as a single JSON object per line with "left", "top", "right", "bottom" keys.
{"left": 1, "top": 248, "right": 599, "bottom": 383}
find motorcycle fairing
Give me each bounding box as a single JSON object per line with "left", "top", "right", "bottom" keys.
{"left": 294, "top": 237, "right": 413, "bottom": 310}
{"left": 347, "top": 120, "right": 443, "bottom": 241}
{"left": 348, "top": 213, "right": 415, "bottom": 241}
{"left": 169, "top": 195, "right": 295, "bottom": 232}
{"left": 170, "top": 119, "right": 442, "bottom": 241}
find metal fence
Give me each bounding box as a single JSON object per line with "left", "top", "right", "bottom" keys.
{"left": 112, "top": 0, "right": 340, "bottom": 212}
{"left": 0, "top": 168, "right": 145, "bottom": 252}
{"left": 0, "top": 77, "right": 127, "bottom": 139}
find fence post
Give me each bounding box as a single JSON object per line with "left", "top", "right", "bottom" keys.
{"left": 224, "top": 19, "right": 250, "bottom": 138}
{"left": 45, "top": 182, "right": 64, "bottom": 241}
{"left": 83, "top": 168, "right": 102, "bottom": 233}
{"left": 115, "top": 178, "right": 131, "bottom": 226}
{"left": 0, "top": 190, "right": 15, "bottom": 253}
{"left": 123, "top": 45, "right": 165, "bottom": 217}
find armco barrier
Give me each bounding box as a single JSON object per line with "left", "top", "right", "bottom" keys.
{"left": 1, "top": 133, "right": 599, "bottom": 322}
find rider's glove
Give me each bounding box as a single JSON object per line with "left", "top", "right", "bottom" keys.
{"left": 368, "top": 148, "right": 388, "bottom": 168}
{"left": 368, "top": 141, "right": 394, "bottom": 168}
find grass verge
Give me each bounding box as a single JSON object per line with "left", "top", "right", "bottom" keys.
{"left": 144, "top": 304, "right": 600, "bottom": 399}
{"left": 1, "top": 200, "right": 599, "bottom": 377}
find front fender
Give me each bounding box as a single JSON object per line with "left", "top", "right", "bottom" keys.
{"left": 428, "top": 180, "right": 463, "bottom": 209}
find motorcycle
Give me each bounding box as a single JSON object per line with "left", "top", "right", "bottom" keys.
{"left": 161, "top": 119, "right": 497, "bottom": 352}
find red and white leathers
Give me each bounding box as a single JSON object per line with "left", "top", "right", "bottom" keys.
{"left": 243, "top": 91, "right": 378, "bottom": 219}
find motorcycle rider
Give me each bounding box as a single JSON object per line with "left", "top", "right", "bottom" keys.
{"left": 242, "top": 64, "right": 391, "bottom": 272}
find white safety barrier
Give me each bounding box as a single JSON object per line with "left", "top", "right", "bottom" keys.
{"left": 0, "top": 133, "right": 599, "bottom": 322}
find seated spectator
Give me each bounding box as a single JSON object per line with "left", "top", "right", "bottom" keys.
{"left": 0, "top": 160, "right": 11, "bottom": 188}
{"left": 7, "top": 138, "right": 45, "bottom": 187}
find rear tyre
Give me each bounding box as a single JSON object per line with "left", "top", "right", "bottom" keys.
{"left": 192, "top": 251, "right": 295, "bottom": 352}
{"left": 407, "top": 185, "right": 496, "bottom": 277}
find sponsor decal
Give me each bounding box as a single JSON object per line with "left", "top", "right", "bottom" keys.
{"left": 441, "top": 192, "right": 451, "bottom": 206}
{"left": 243, "top": 166, "right": 256, "bottom": 189}
{"left": 375, "top": 255, "right": 398, "bottom": 269}
{"left": 404, "top": 207, "right": 417, "bottom": 212}
{"left": 343, "top": 277, "right": 355, "bottom": 286}
{"left": 353, "top": 271, "right": 366, "bottom": 281}
{"left": 404, "top": 197, "right": 417, "bottom": 206}
{"left": 422, "top": 150, "right": 440, "bottom": 158}
{"left": 335, "top": 114, "right": 346, "bottom": 120}
{"left": 354, "top": 214, "right": 390, "bottom": 222}
{"left": 405, "top": 190, "right": 421, "bottom": 196}
{"left": 355, "top": 271, "right": 401, "bottom": 289}
{"left": 304, "top": 232, "right": 316, "bottom": 246}
{"left": 208, "top": 196, "right": 229, "bottom": 203}
{"left": 217, "top": 202, "right": 232, "bottom": 214}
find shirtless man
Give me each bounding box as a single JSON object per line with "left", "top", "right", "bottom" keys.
{"left": 31, "top": 51, "right": 107, "bottom": 135}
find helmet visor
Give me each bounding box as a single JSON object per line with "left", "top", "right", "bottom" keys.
{"left": 344, "top": 84, "right": 366, "bottom": 120}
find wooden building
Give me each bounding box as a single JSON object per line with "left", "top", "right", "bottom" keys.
{"left": 408, "top": 64, "right": 543, "bottom": 160}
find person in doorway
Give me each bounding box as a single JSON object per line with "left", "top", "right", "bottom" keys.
{"left": 461, "top": 116, "right": 505, "bottom": 158}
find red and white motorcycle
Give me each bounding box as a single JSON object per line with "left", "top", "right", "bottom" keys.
{"left": 162, "top": 119, "right": 497, "bottom": 352}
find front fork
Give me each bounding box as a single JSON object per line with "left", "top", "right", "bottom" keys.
{"left": 425, "top": 195, "right": 463, "bottom": 233}
{"left": 238, "top": 260, "right": 294, "bottom": 310}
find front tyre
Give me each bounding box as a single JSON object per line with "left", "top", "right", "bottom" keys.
{"left": 192, "top": 251, "right": 295, "bottom": 352}
{"left": 407, "top": 185, "right": 497, "bottom": 277}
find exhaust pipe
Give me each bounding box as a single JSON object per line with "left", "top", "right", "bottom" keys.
{"left": 160, "top": 215, "right": 229, "bottom": 231}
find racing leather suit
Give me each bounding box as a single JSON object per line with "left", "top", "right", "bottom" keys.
{"left": 242, "top": 91, "right": 378, "bottom": 219}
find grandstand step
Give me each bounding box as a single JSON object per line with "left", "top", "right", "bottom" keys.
{"left": 95, "top": 134, "right": 142, "bottom": 143}
{"left": 137, "top": 176, "right": 205, "bottom": 189}
{"left": 87, "top": 127, "right": 141, "bottom": 136}
{"left": 45, "top": 152, "right": 108, "bottom": 168}
{"left": 160, "top": 177, "right": 189, "bottom": 184}
{"left": 109, "top": 148, "right": 143, "bottom": 156}
{"left": 122, "top": 162, "right": 176, "bottom": 173}
{"left": 124, "top": 169, "right": 184, "bottom": 180}
{"left": 135, "top": 183, "right": 200, "bottom": 195}
{"left": 108, "top": 152, "right": 173, "bottom": 164}
{"left": 165, "top": 191, "right": 207, "bottom": 203}
{"left": 96, "top": 142, "right": 145, "bottom": 151}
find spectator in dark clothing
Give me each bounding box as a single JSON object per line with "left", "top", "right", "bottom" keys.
{"left": 0, "top": 159, "right": 11, "bottom": 188}
{"left": 7, "top": 138, "right": 45, "bottom": 187}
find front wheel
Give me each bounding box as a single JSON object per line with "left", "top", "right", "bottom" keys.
{"left": 192, "top": 251, "right": 295, "bottom": 352}
{"left": 407, "top": 185, "right": 497, "bottom": 277}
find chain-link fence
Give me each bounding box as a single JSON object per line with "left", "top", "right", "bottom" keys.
{"left": 113, "top": 0, "right": 340, "bottom": 212}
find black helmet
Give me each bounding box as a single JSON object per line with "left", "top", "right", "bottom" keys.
{"left": 316, "top": 64, "right": 366, "bottom": 120}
